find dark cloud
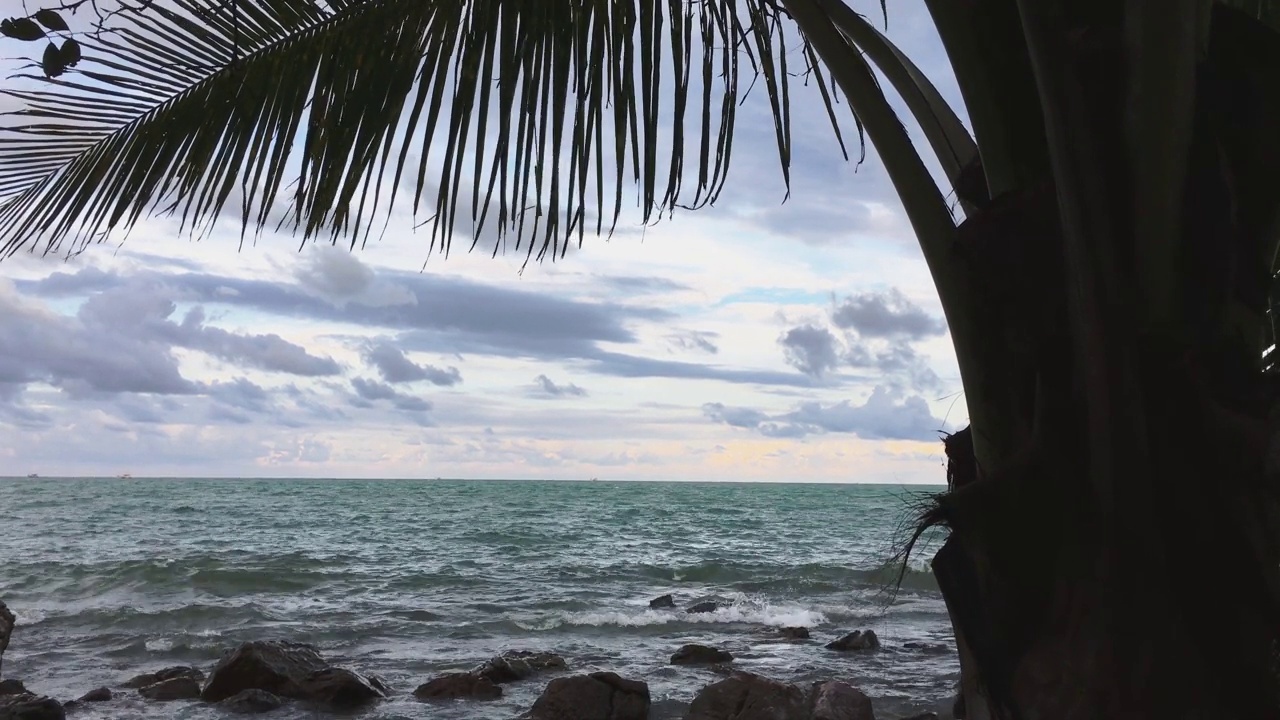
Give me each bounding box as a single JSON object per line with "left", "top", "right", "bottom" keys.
{"left": 831, "top": 289, "right": 946, "bottom": 340}
{"left": 363, "top": 341, "right": 462, "bottom": 386}
{"left": 667, "top": 330, "right": 719, "bottom": 354}
{"left": 702, "top": 386, "right": 944, "bottom": 441}
{"left": 779, "top": 324, "right": 841, "bottom": 377}
{"left": 844, "top": 338, "right": 941, "bottom": 393}
{"left": 532, "top": 374, "right": 587, "bottom": 398}
{"left": 350, "top": 378, "right": 432, "bottom": 413}
{"left": 172, "top": 307, "right": 342, "bottom": 376}
{"left": 586, "top": 351, "right": 817, "bottom": 387}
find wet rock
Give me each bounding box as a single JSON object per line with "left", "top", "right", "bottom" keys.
{"left": 475, "top": 650, "right": 565, "bottom": 684}
{"left": 139, "top": 676, "right": 201, "bottom": 701}
{"left": 685, "top": 673, "right": 875, "bottom": 720}
{"left": 903, "top": 713, "right": 939, "bottom": 720}
{"left": 301, "top": 667, "right": 385, "bottom": 709}
{"left": 200, "top": 640, "right": 385, "bottom": 708}
{"left": 0, "top": 693, "right": 65, "bottom": 720}
{"left": 671, "top": 644, "right": 734, "bottom": 665}
{"left": 122, "top": 666, "right": 204, "bottom": 689}
{"left": 413, "top": 672, "right": 502, "bottom": 701}
{"left": 0, "top": 601, "right": 13, "bottom": 678}
{"left": 825, "top": 630, "right": 880, "bottom": 652}
{"left": 524, "top": 672, "right": 649, "bottom": 720}
{"left": 219, "top": 689, "right": 285, "bottom": 714}
{"left": 779, "top": 626, "right": 811, "bottom": 640}
{"left": 810, "top": 681, "right": 875, "bottom": 720}
{"left": 649, "top": 594, "right": 676, "bottom": 609}
{"left": 685, "top": 600, "right": 727, "bottom": 614}
{"left": 901, "top": 642, "right": 947, "bottom": 653}
{"left": 0, "top": 680, "right": 25, "bottom": 697}
{"left": 75, "top": 688, "right": 110, "bottom": 703}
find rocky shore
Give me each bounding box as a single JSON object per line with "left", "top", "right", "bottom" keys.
{"left": 0, "top": 597, "right": 954, "bottom": 720}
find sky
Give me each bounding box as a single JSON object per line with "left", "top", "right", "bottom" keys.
{"left": 0, "top": 0, "right": 971, "bottom": 482}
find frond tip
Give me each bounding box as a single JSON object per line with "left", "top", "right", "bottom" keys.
{"left": 0, "top": 0, "right": 855, "bottom": 263}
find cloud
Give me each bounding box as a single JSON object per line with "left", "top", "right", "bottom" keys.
{"left": 702, "top": 386, "right": 944, "bottom": 441}
{"left": 363, "top": 341, "right": 462, "bottom": 386}
{"left": 831, "top": 289, "right": 946, "bottom": 340}
{"left": 350, "top": 377, "right": 433, "bottom": 413}
{"left": 532, "top": 374, "right": 587, "bottom": 398}
{"left": 171, "top": 307, "right": 342, "bottom": 376}
{"left": 779, "top": 324, "right": 841, "bottom": 377}
{"left": 667, "top": 330, "right": 719, "bottom": 354}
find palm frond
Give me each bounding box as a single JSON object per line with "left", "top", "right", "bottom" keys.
{"left": 0, "top": 0, "right": 875, "bottom": 262}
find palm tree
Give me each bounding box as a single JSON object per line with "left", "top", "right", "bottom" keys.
{"left": 3, "top": 0, "right": 1280, "bottom": 716}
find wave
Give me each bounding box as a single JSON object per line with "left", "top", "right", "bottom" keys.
{"left": 523, "top": 596, "right": 827, "bottom": 630}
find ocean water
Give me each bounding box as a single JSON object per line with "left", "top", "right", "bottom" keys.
{"left": 0, "top": 478, "right": 957, "bottom": 719}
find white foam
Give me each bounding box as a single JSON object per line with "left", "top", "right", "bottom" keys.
{"left": 145, "top": 637, "right": 175, "bottom": 652}
{"left": 550, "top": 598, "right": 827, "bottom": 629}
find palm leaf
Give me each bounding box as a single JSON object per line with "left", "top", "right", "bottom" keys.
{"left": 0, "top": 0, "right": 873, "bottom": 262}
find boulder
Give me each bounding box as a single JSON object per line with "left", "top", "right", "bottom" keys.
{"left": 0, "top": 693, "right": 65, "bottom": 720}
{"left": 219, "top": 689, "right": 285, "bottom": 714}
{"left": 200, "top": 640, "right": 382, "bottom": 708}
{"left": 685, "top": 673, "right": 876, "bottom": 720}
{"left": 122, "top": 666, "right": 204, "bottom": 689}
{"left": 75, "top": 688, "right": 110, "bottom": 703}
{"left": 0, "top": 681, "right": 24, "bottom": 697}
{"left": 825, "top": 630, "right": 880, "bottom": 652}
{"left": 0, "top": 601, "right": 13, "bottom": 676}
{"left": 810, "top": 681, "right": 875, "bottom": 720}
{"left": 523, "top": 672, "right": 649, "bottom": 720}
{"left": 413, "top": 672, "right": 502, "bottom": 701}
{"left": 301, "top": 667, "right": 384, "bottom": 709}
{"left": 474, "top": 650, "right": 565, "bottom": 684}
{"left": 779, "top": 626, "right": 811, "bottom": 640}
{"left": 138, "top": 676, "right": 201, "bottom": 701}
{"left": 649, "top": 594, "right": 676, "bottom": 609}
{"left": 671, "top": 644, "right": 733, "bottom": 665}
{"left": 686, "top": 600, "right": 726, "bottom": 614}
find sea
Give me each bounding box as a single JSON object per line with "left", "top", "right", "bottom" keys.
{"left": 0, "top": 478, "right": 958, "bottom": 719}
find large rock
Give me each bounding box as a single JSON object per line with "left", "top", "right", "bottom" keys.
{"left": 685, "top": 672, "right": 876, "bottom": 720}
{"left": 219, "top": 689, "right": 285, "bottom": 714}
{"left": 685, "top": 600, "right": 728, "bottom": 614}
{"left": 75, "top": 688, "right": 111, "bottom": 703}
{"left": 825, "top": 630, "right": 880, "bottom": 652}
{"left": 0, "top": 693, "right": 65, "bottom": 720}
{"left": 122, "top": 666, "right": 204, "bottom": 689}
{"left": 0, "top": 681, "right": 24, "bottom": 697}
{"left": 649, "top": 594, "right": 676, "bottom": 609}
{"left": 671, "top": 644, "right": 733, "bottom": 665}
{"left": 414, "top": 672, "right": 502, "bottom": 701}
{"left": 0, "top": 601, "right": 13, "bottom": 675}
{"left": 138, "top": 676, "right": 201, "bottom": 701}
{"left": 475, "top": 650, "right": 565, "bottom": 684}
{"left": 524, "top": 672, "right": 649, "bottom": 720}
{"left": 779, "top": 627, "right": 811, "bottom": 640}
{"left": 810, "top": 681, "right": 875, "bottom": 720}
{"left": 200, "top": 640, "right": 384, "bottom": 709}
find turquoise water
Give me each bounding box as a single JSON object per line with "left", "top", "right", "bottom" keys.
{"left": 0, "top": 478, "right": 956, "bottom": 719}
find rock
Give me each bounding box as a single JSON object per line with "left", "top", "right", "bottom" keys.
{"left": 200, "top": 641, "right": 384, "bottom": 708}
{"left": 825, "top": 630, "right": 880, "bottom": 652}
{"left": 138, "top": 676, "right": 201, "bottom": 701}
{"left": 301, "top": 667, "right": 385, "bottom": 709}
{"left": 686, "top": 672, "right": 808, "bottom": 719}
{"left": 779, "top": 626, "right": 810, "bottom": 640}
{"left": 0, "top": 693, "right": 65, "bottom": 720}
{"left": 122, "top": 666, "right": 204, "bottom": 689}
{"left": 413, "top": 672, "right": 502, "bottom": 701}
{"left": 649, "top": 594, "right": 676, "bottom": 609}
{"left": 685, "top": 673, "right": 876, "bottom": 720}
{"left": 810, "top": 681, "right": 875, "bottom": 720}
{"left": 902, "top": 714, "right": 939, "bottom": 720}
{"left": 524, "top": 672, "right": 649, "bottom": 720}
{"left": 901, "top": 642, "right": 947, "bottom": 653}
{"left": 219, "top": 689, "right": 285, "bottom": 714}
{"left": 671, "top": 644, "right": 734, "bottom": 665}
{"left": 474, "top": 650, "right": 565, "bottom": 684}
{"left": 0, "top": 601, "right": 13, "bottom": 677}
{"left": 76, "top": 688, "right": 110, "bottom": 703}
{"left": 0, "top": 681, "right": 25, "bottom": 697}
{"left": 686, "top": 600, "right": 726, "bottom": 614}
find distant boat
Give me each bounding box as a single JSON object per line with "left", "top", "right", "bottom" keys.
{"left": 26, "top": 473, "right": 38, "bottom": 479}
{"left": 116, "top": 473, "right": 132, "bottom": 479}
{"left": 590, "top": 477, "right": 599, "bottom": 482}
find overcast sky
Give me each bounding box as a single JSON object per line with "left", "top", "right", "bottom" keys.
{"left": 0, "top": 1, "right": 970, "bottom": 482}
